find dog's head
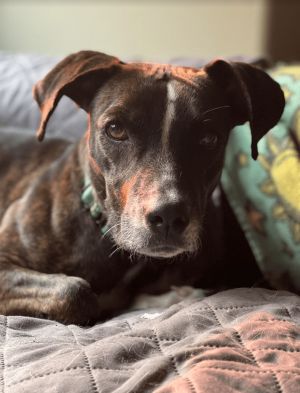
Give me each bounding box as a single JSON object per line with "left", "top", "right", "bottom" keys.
{"left": 34, "top": 51, "right": 284, "bottom": 258}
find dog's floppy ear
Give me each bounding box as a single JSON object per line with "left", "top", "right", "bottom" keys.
{"left": 204, "top": 60, "right": 285, "bottom": 159}
{"left": 33, "top": 50, "right": 123, "bottom": 141}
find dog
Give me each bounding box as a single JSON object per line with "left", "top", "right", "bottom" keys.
{"left": 0, "top": 51, "right": 285, "bottom": 324}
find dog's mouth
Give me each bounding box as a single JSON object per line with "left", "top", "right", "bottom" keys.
{"left": 136, "top": 245, "right": 185, "bottom": 258}
{"left": 105, "top": 206, "right": 201, "bottom": 259}
{"left": 108, "top": 218, "right": 201, "bottom": 259}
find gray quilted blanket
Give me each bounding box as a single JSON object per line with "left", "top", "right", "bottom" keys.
{"left": 2, "top": 288, "right": 300, "bottom": 393}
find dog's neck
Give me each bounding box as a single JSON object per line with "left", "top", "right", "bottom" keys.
{"left": 81, "top": 177, "right": 108, "bottom": 235}
{"left": 78, "top": 137, "right": 108, "bottom": 235}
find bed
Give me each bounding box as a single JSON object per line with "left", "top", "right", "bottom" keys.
{"left": 0, "top": 52, "right": 299, "bottom": 393}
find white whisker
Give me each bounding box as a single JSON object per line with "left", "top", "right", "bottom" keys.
{"left": 202, "top": 105, "right": 230, "bottom": 116}
{"left": 102, "top": 223, "right": 121, "bottom": 239}
{"left": 109, "top": 246, "right": 122, "bottom": 258}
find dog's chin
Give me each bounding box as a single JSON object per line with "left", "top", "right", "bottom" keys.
{"left": 111, "top": 218, "right": 201, "bottom": 259}
{"left": 136, "top": 246, "right": 186, "bottom": 259}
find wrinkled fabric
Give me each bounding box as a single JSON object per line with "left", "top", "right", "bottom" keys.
{"left": 2, "top": 288, "right": 300, "bottom": 393}
{"left": 0, "top": 52, "right": 87, "bottom": 140}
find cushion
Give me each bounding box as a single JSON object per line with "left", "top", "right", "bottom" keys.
{"left": 221, "top": 64, "right": 300, "bottom": 292}
{"left": 0, "top": 52, "right": 86, "bottom": 140}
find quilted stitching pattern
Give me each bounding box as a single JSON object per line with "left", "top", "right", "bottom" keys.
{"left": 1, "top": 288, "right": 300, "bottom": 393}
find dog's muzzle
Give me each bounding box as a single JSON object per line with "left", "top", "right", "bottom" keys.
{"left": 114, "top": 200, "right": 200, "bottom": 258}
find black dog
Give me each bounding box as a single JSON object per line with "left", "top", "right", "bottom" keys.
{"left": 0, "top": 51, "right": 284, "bottom": 324}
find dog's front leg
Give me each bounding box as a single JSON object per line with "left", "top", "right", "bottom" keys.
{"left": 0, "top": 261, "right": 107, "bottom": 324}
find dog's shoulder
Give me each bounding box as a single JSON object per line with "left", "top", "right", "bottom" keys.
{"left": 0, "top": 130, "right": 71, "bottom": 165}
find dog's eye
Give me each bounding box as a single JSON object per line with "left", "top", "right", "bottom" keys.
{"left": 105, "top": 122, "right": 128, "bottom": 141}
{"left": 199, "top": 134, "right": 218, "bottom": 148}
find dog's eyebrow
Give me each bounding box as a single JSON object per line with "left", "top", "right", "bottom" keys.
{"left": 103, "top": 105, "right": 131, "bottom": 117}
{"left": 97, "top": 105, "right": 131, "bottom": 126}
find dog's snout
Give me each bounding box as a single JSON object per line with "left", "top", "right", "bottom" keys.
{"left": 146, "top": 202, "right": 189, "bottom": 236}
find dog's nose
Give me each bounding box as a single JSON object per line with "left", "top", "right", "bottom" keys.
{"left": 146, "top": 202, "right": 189, "bottom": 236}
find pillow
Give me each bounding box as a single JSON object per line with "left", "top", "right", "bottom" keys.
{"left": 221, "top": 64, "right": 300, "bottom": 292}
{"left": 0, "top": 52, "right": 86, "bottom": 140}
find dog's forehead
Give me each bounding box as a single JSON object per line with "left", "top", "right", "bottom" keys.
{"left": 96, "top": 63, "right": 212, "bottom": 114}
{"left": 129, "top": 62, "right": 205, "bottom": 82}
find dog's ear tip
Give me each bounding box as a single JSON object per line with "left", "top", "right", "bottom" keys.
{"left": 36, "top": 126, "right": 45, "bottom": 142}
{"left": 251, "top": 141, "right": 258, "bottom": 160}
{"left": 36, "top": 134, "right": 44, "bottom": 142}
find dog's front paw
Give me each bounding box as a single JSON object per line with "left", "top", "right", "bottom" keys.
{"left": 46, "top": 275, "right": 101, "bottom": 325}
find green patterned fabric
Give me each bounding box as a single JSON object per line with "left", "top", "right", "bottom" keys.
{"left": 221, "top": 64, "right": 300, "bottom": 291}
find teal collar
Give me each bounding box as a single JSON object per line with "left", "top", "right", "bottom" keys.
{"left": 81, "top": 181, "right": 108, "bottom": 235}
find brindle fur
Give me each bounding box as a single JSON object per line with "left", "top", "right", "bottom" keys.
{"left": 0, "top": 51, "right": 285, "bottom": 324}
